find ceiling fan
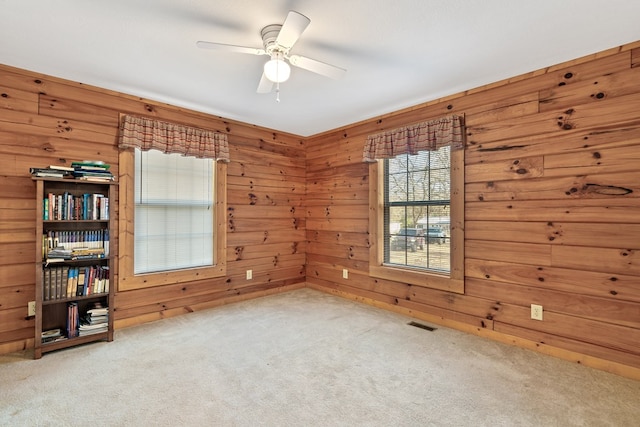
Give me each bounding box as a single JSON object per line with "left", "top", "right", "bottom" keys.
{"left": 196, "top": 10, "right": 346, "bottom": 99}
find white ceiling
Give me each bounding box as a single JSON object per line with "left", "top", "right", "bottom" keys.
{"left": 2, "top": 0, "right": 639, "bottom": 136}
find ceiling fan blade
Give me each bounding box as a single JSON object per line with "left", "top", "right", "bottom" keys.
{"left": 196, "top": 41, "right": 266, "bottom": 56}
{"left": 257, "top": 72, "right": 274, "bottom": 93}
{"left": 275, "top": 11, "right": 310, "bottom": 50}
{"left": 288, "top": 55, "right": 346, "bottom": 80}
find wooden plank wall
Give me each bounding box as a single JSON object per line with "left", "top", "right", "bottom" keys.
{"left": 306, "top": 41, "right": 640, "bottom": 376}
{"left": 1, "top": 42, "right": 639, "bottom": 378}
{"left": 0, "top": 64, "right": 306, "bottom": 354}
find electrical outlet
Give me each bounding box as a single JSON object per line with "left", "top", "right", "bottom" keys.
{"left": 531, "top": 304, "right": 543, "bottom": 321}
{"left": 246, "top": 269, "right": 252, "bottom": 280}
{"left": 28, "top": 301, "right": 36, "bottom": 317}
{"left": 342, "top": 269, "right": 349, "bottom": 279}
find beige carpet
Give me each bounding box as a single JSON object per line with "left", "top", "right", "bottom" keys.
{"left": 1, "top": 288, "right": 639, "bottom": 426}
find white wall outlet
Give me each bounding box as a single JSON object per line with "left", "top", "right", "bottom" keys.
{"left": 531, "top": 304, "right": 543, "bottom": 321}
{"left": 246, "top": 270, "right": 252, "bottom": 280}
{"left": 342, "top": 269, "right": 349, "bottom": 279}
{"left": 28, "top": 301, "right": 36, "bottom": 317}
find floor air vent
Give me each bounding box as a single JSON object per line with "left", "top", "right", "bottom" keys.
{"left": 407, "top": 321, "right": 437, "bottom": 331}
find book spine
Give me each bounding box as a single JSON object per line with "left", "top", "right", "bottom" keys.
{"left": 43, "top": 198, "right": 49, "bottom": 220}
{"left": 43, "top": 268, "right": 50, "bottom": 301}
{"left": 103, "top": 267, "right": 109, "bottom": 294}
{"left": 103, "top": 229, "right": 109, "bottom": 257}
{"left": 56, "top": 195, "right": 62, "bottom": 220}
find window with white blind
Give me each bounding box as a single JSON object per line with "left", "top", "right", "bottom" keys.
{"left": 134, "top": 148, "right": 214, "bottom": 274}
{"left": 118, "top": 148, "right": 226, "bottom": 291}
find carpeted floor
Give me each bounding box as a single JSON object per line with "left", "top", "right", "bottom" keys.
{"left": 1, "top": 288, "right": 639, "bottom": 426}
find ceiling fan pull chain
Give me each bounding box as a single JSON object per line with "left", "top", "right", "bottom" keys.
{"left": 276, "top": 82, "right": 281, "bottom": 102}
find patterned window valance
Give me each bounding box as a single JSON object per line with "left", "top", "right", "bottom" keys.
{"left": 119, "top": 115, "right": 230, "bottom": 162}
{"left": 362, "top": 115, "right": 464, "bottom": 162}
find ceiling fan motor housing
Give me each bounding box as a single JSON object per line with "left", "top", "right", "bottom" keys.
{"left": 261, "top": 24, "right": 286, "bottom": 55}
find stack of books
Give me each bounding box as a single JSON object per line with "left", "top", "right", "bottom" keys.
{"left": 30, "top": 161, "right": 115, "bottom": 182}
{"left": 41, "top": 328, "right": 66, "bottom": 344}
{"left": 79, "top": 304, "right": 109, "bottom": 336}
{"left": 46, "top": 246, "right": 73, "bottom": 261}
{"left": 71, "top": 246, "right": 105, "bottom": 260}
{"left": 29, "top": 165, "right": 74, "bottom": 178}
{"left": 71, "top": 161, "right": 114, "bottom": 182}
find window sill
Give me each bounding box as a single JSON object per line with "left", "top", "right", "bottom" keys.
{"left": 369, "top": 263, "right": 464, "bottom": 294}
{"left": 119, "top": 264, "right": 226, "bottom": 291}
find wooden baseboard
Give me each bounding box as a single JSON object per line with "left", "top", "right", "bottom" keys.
{"left": 306, "top": 282, "right": 640, "bottom": 381}
{"left": 114, "top": 282, "right": 306, "bottom": 330}
{"left": 0, "top": 339, "right": 34, "bottom": 360}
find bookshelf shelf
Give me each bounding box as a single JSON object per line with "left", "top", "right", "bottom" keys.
{"left": 40, "top": 332, "right": 110, "bottom": 352}
{"left": 33, "top": 177, "right": 117, "bottom": 359}
{"left": 41, "top": 293, "right": 109, "bottom": 306}
{"left": 44, "top": 219, "right": 109, "bottom": 223}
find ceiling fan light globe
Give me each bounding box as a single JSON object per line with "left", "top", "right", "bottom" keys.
{"left": 264, "top": 59, "right": 291, "bottom": 83}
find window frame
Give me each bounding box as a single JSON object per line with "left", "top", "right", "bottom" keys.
{"left": 368, "top": 148, "right": 464, "bottom": 294}
{"left": 118, "top": 149, "right": 227, "bottom": 291}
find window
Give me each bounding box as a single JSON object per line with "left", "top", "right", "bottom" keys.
{"left": 134, "top": 148, "right": 214, "bottom": 274}
{"left": 118, "top": 150, "right": 226, "bottom": 291}
{"left": 385, "top": 146, "right": 451, "bottom": 272}
{"left": 369, "top": 147, "right": 464, "bottom": 294}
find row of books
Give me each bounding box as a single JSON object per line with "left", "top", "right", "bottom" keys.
{"left": 31, "top": 161, "right": 114, "bottom": 182}
{"left": 43, "top": 265, "right": 110, "bottom": 301}
{"left": 45, "top": 247, "right": 105, "bottom": 263}
{"left": 41, "top": 303, "right": 109, "bottom": 343}
{"left": 44, "top": 192, "right": 109, "bottom": 221}
{"left": 42, "top": 229, "right": 109, "bottom": 260}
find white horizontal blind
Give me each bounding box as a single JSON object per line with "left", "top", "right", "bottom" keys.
{"left": 134, "top": 148, "right": 214, "bottom": 274}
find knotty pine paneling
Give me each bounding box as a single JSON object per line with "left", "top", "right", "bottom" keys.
{"left": 465, "top": 277, "right": 640, "bottom": 328}
{"left": 306, "top": 49, "right": 632, "bottom": 146}
{"left": 538, "top": 66, "right": 640, "bottom": 113}
{"left": 494, "top": 322, "right": 640, "bottom": 372}
{"left": 466, "top": 92, "right": 640, "bottom": 146}
{"left": 543, "top": 144, "right": 640, "bottom": 176}
{"left": 226, "top": 242, "right": 305, "bottom": 263}
{"left": 466, "top": 198, "right": 640, "bottom": 223}
{"left": 0, "top": 243, "right": 32, "bottom": 267}
{"left": 227, "top": 229, "right": 307, "bottom": 246}
{"left": 307, "top": 41, "right": 640, "bottom": 376}
{"left": 464, "top": 258, "right": 640, "bottom": 304}
{"left": 0, "top": 85, "right": 39, "bottom": 113}
{"left": 495, "top": 303, "right": 640, "bottom": 355}
{"left": 465, "top": 124, "right": 640, "bottom": 166}
{"left": 465, "top": 170, "right": 640, "bottom": 202}
{"left": 2, "top": 41, "right": 640, "bottom": 377}
{"left": 39, "top": 95, "right": 120, "bottom": 127}
{"left": 306, "top": 187, "right": 369, "bottom": 202}
{"left": 0, "top": 63, "right": 306, "bottom": 349}
{"left": 466, "top": 221, "right": 640, "bottom": 248}
{"left": 306, "top": 253, "right": 366, "bottom": 273}
{"left": 307, "top": 230, "right": 370, "bottom": 248}
{"left": 633, "top": 47, "right": 640, "bottom": 68}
